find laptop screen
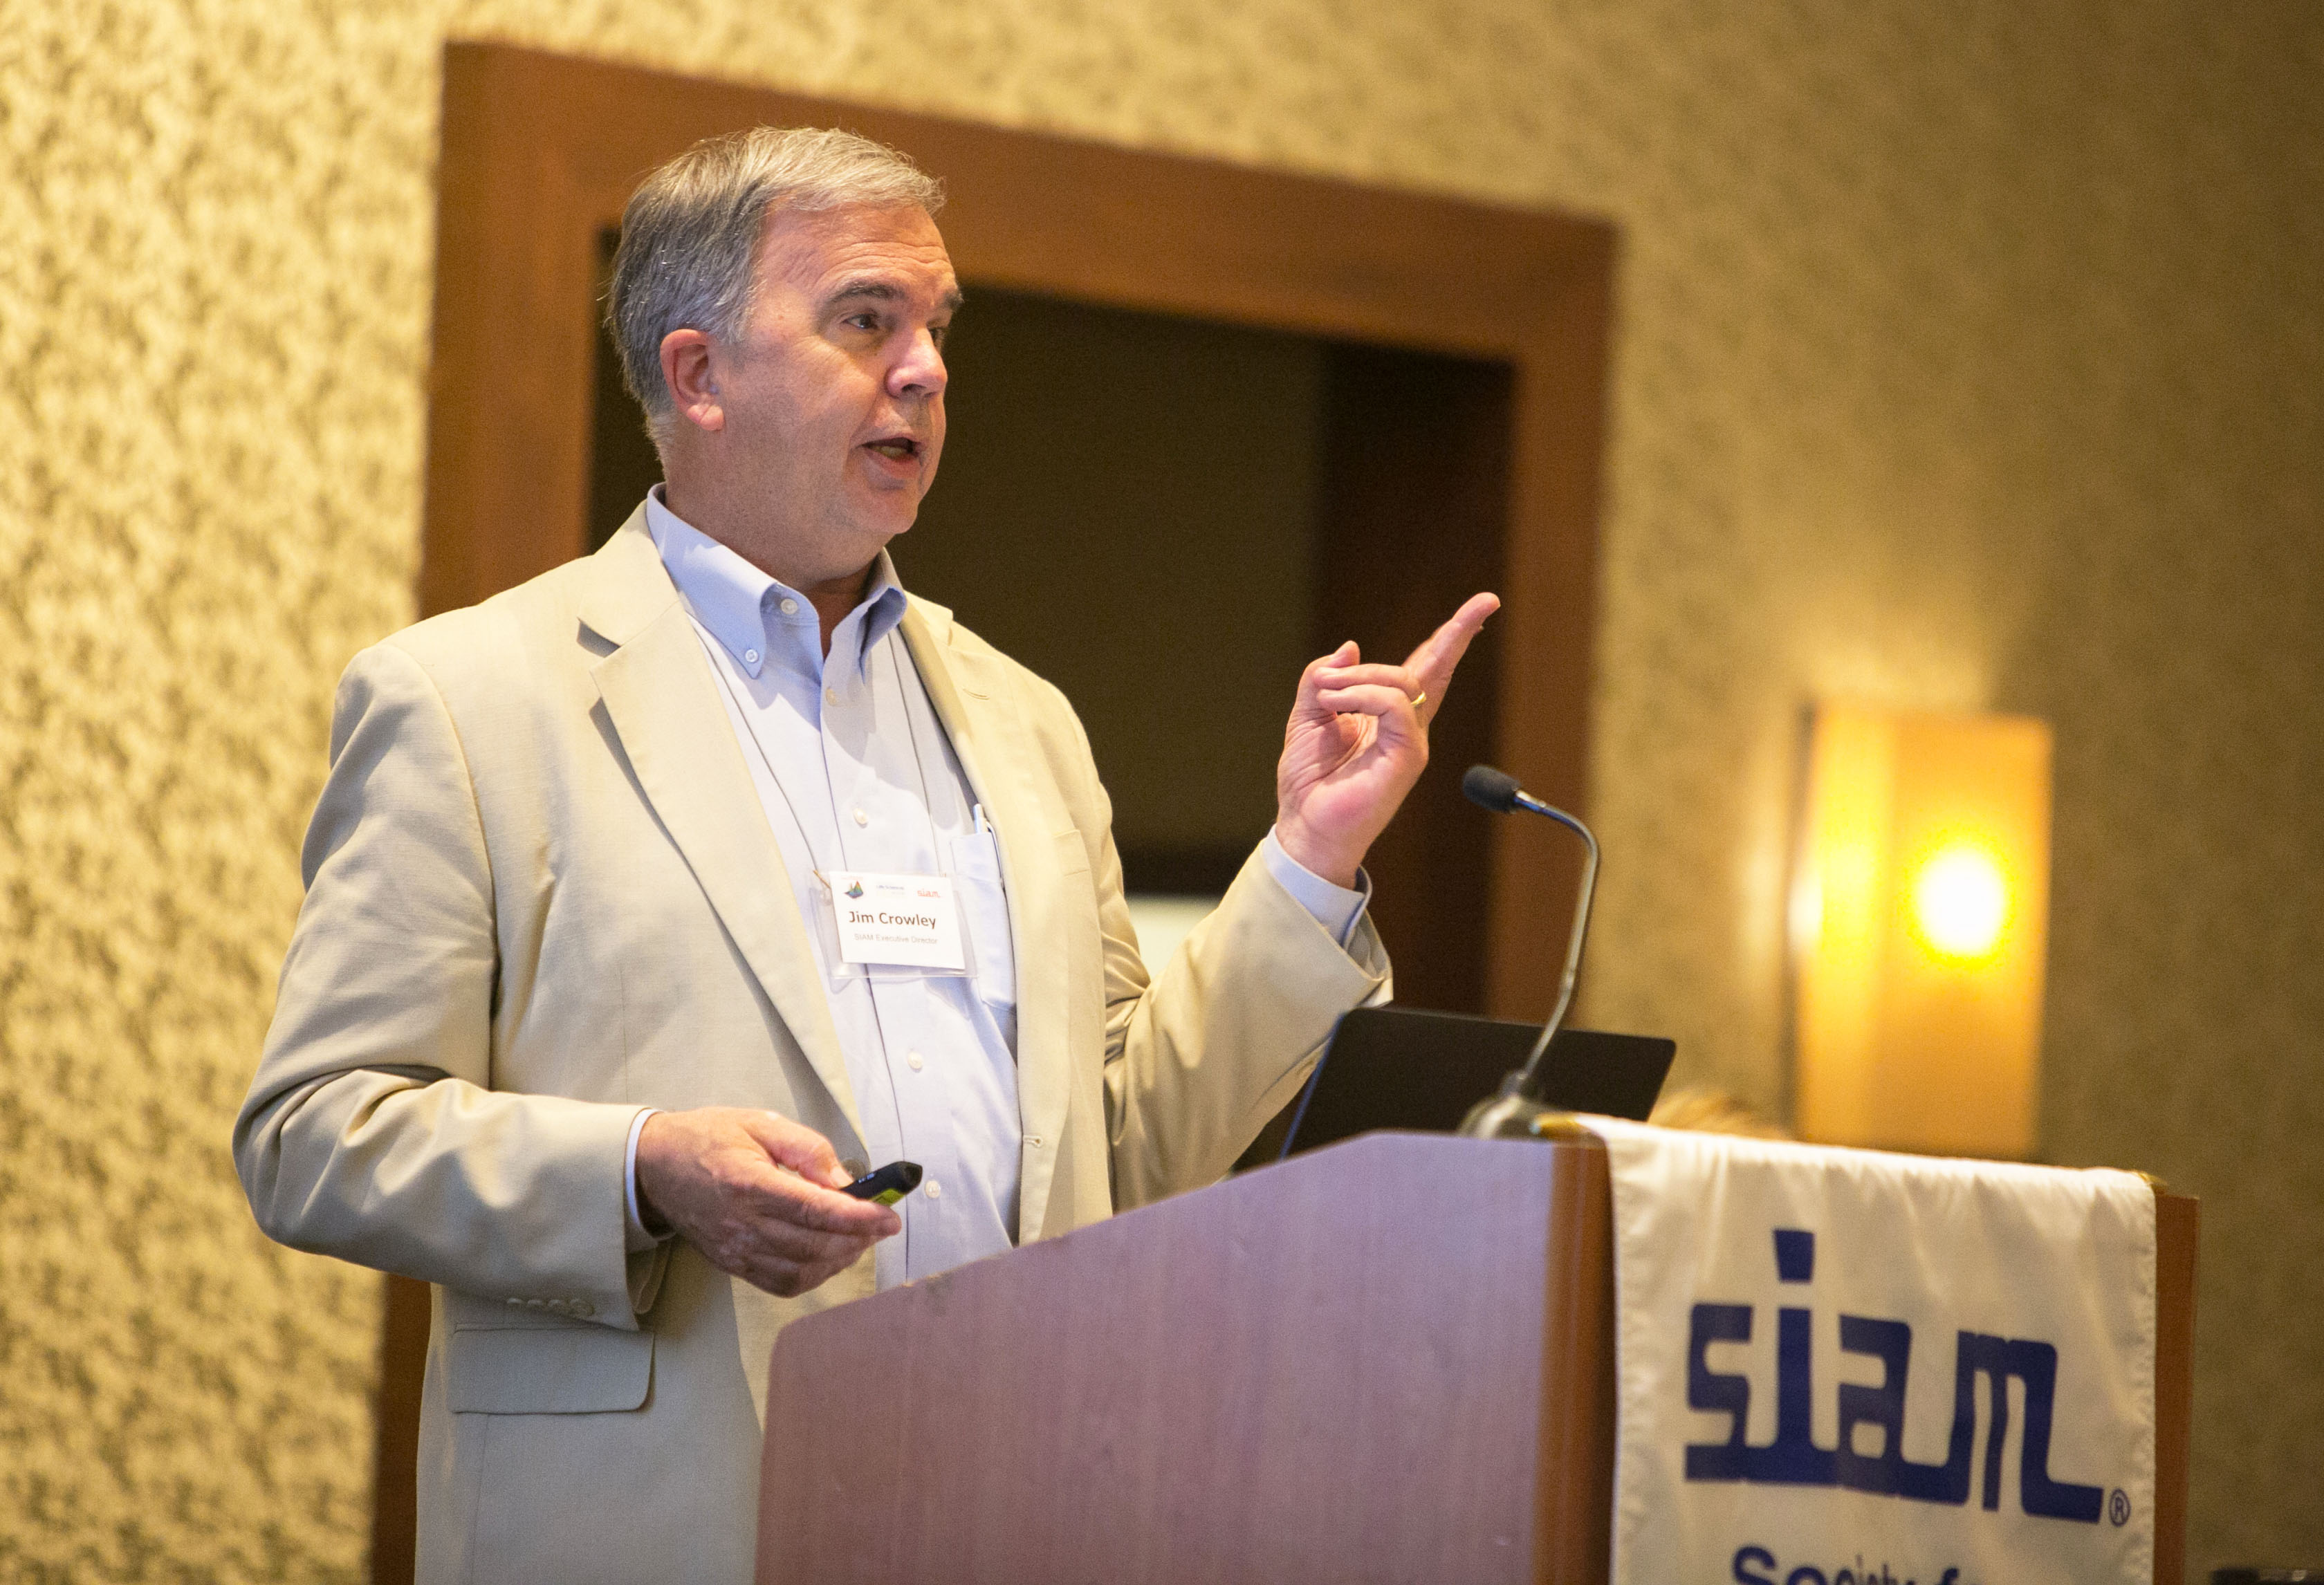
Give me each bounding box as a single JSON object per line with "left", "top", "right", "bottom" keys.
{"left": 1278, "top": 1006, "right": 1676, "bottom": 1159}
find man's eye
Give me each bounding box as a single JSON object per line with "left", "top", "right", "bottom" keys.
{"left": 845, "top": 313, "right": 879, "bottom": 331}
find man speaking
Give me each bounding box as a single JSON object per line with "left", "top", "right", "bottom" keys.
{"left": 235, "top": 127, "right": 1496, "bottom": 1582}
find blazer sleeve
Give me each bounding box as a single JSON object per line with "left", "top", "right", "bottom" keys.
{"left": 233, "top": 641, "right": 665, "bottom": 1329}
{"left": 1047, "top": 703, "right": 1393, "bottom": 1209}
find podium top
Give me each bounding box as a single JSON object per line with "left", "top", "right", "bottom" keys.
{"left": 755, "top": 1131, "right": 2193, "bottom": 1585}
{"left": 759, "top": 1132, "right": 1616, "bottom": 1584}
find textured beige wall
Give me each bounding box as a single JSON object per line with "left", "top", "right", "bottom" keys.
{"left": 2, "top": 1, "right": 2318, "bottom": 1577}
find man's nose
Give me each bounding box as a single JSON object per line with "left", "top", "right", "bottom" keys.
{"left": 889, "top": 328, "right": 947, "bottom": 398}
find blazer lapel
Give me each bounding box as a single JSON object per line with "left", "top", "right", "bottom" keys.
{"left": 582, "top": 520, "right": 865, "bottom": 1149}
{"left": 900, "top": 602, "right": 1072, "bottom": 1245}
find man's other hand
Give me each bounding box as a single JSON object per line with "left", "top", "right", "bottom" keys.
{"left": 634, "top": 1109, "right": 900, "bottom": 1297}
{"left": 1274, "top": 593, "right": 1502, "bottom": 889}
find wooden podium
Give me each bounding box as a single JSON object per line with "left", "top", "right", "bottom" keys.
{"left": 755, "top": 1133, "right": 2196, "bottom": 1584}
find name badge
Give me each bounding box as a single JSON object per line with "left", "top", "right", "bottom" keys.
{"left": 825, "top": 871, "right": 968, "bottom": 972}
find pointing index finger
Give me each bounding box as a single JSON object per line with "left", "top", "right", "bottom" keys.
{"left": 1403, "top": 592, "right": 1502, "bottom": 693}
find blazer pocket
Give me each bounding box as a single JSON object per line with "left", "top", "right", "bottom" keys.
{"left": 448, "top": 1323, "right": 654, "bottom": 1414}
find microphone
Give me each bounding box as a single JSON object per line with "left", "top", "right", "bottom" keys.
{"left": 1459, "top": 764, "right": 1546, "bottom": 818}
{"left": 1457, "top": 763, "right": 1601, "bottom": 1140}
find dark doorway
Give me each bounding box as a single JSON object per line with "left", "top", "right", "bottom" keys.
{"left": 584, "top": 279, "right": 1509, "bottom": 1006}
{"left": 585, "top": 227, "right": 664, "bottom": 555}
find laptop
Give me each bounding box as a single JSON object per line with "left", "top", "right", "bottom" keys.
{"left": 1276, "top": 1005, "right": 1676, "bottom": 1160}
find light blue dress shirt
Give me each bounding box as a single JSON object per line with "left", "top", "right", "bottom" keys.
{"left": 632, "top": 489, "right": 1369, "bottom": 1286}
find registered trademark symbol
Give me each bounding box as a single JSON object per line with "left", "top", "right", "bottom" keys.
{"left": 2110, "top": 1487, "right": 2132, "bottom": 1526}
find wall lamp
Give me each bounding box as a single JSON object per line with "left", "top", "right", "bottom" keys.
{"left": 1789, "top": 703, "right": 2054, "bottom": 1157}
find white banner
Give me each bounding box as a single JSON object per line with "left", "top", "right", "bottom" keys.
{"left": 1585, "top": 1119, "right": 2156, "bottom": 1585}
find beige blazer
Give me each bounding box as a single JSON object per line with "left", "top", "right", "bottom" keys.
{"left": 234, "top": 513, "right": 1390, "bottom": 1584}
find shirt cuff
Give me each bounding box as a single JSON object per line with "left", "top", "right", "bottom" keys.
{"left": 624, "top": 1107, "right": 668, "bottom": 1253}
{"left": 1261, "top": 826, "right": 1372, "bottom": 948}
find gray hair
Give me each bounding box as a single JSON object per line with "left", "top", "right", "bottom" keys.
{"left": 606, "top": 127, "right": 944, "bottom": 443}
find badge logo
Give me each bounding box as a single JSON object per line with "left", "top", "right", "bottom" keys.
{"left": 845, "top": 880, "right": 865, "bottom": 900}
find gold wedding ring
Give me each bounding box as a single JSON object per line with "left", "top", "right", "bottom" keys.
{"left": 1412, "top": 690, "right": 1428, "bottom": 710}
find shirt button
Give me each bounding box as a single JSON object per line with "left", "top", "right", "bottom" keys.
{"left": 907, "top": 1050, "right": 925, "bottom": 1071}
{"left": 742, "top": 649, "right": 759, "bottom": 665}
{"left": 854, "top": 808, "right": 869, "bottom": 827}
{"left": 924, "top": 1178, "right": 942, "bottom": 1200}
{"left": 824, "top": 686, "right": 840, "bottom": 705}
{"left": 779, "top": 597, "right": 799, "bottom": 615}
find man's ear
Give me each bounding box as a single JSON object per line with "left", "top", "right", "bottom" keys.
{"left": 659, "top": 328, "right": 726, "bottom": 434}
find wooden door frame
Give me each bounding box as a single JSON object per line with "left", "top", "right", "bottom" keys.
{"left": 396, "top": 39, "right": 1617, "bottom": 1580}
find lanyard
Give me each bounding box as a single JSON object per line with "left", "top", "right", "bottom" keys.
{"left": 701, "top": 618, "right": 947, "bottom": 879}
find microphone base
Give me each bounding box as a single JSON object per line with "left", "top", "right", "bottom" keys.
{"left": 1457, "top": 1080, "right": 1595, "bottom": 1142}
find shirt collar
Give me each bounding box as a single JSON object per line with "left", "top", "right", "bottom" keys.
{"left": 643, "top": 485, "right": 907, "bottom": 680}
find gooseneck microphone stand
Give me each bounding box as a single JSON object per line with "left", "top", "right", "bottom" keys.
{"left": 1457, "top": 765, "right": 1603, "bottom": 1142}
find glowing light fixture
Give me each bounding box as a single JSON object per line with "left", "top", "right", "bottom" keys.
{"left": 1911, "top": 844, "right": 2009, "bottom": 961}
{"left": 1790, "top": 704, "right": 2054, "bottom": 1156}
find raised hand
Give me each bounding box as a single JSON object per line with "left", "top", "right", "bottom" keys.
{"left": 1273, "top": 593, "right": 1501, "bottom": 888}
